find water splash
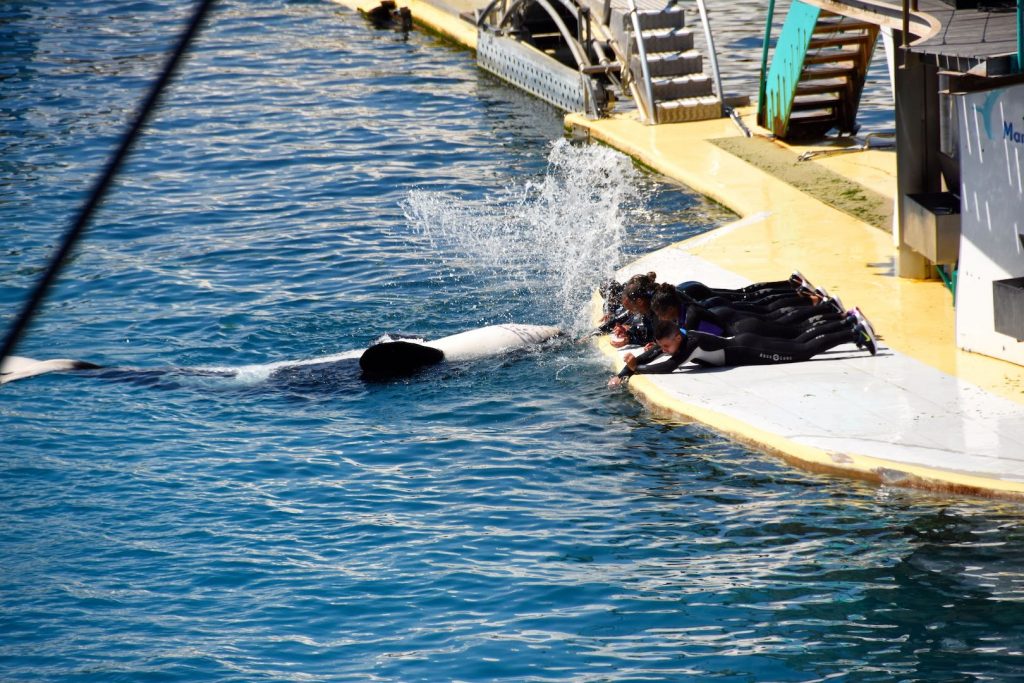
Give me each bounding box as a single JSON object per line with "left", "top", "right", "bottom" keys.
{"left": 404, "top": 139, "right": 643, "bottom": 334}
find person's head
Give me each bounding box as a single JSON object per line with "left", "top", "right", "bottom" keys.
{"left": 622, "top": 272, "right": 657, "bottom": 314}
{"left": 600, "top": 279, "right": 624, "bottom": 305}
{"left": 651, "top": 283, "right": 684, "bottom": 321}
{"left": 654, "top": 319, "right": 685, "bottom": 354}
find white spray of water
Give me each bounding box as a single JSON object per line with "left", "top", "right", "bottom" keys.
{"left": 404, "top": 139, "right": 643, "bottom": 335}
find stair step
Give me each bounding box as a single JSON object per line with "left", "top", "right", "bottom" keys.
{"left": 800, "top": 65, "right": 857, "bottom": 80}
{"left": 789, "top": 112, "right": 841, "bottom": 134}
{"left": 624, "top": 7, "right": 686, "bottom": 32}
{"left": 791, "top": 95, "right": 840, "bottom": 111}
{"left": 655, "top": 95, "right": 721, "bottom": 124}
{"left": 813, "top": 19, "right": 877, "bottom": 34}
{"left": 629, "top": 27, "right": 695, "bottom": 54}
{"left": 633, "top": 49, "right": 702, "bottom": 77}
{"left": 789, "top": 111, "right": 840, "bottom": 127}
{"left": 651, "top": 73, "right": 713, "bottom": 100}
{"left": 808, "top": 35, "right": 870, "bottom": 50}
{"left": 804, "top": 48, "right": 863, "bottom": 65}
{"left": 795, "top": 79, "right": 851, "bottom": 96}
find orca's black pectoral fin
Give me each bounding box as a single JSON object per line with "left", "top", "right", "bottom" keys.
{"left": 359, "top": 341, "right": 444, "bottom": 378}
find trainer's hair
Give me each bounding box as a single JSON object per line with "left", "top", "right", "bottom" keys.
{"left": 623, "top": 272, "right": 657, "bottom": 302}
{"left": 600, "top": 279, "right": 624, "bottom": 304}
{"left": 654, "top": 319, "right": 683, "bottom": 340}
{"left": 650, "top": 283, "right": 684, "bottom": 317}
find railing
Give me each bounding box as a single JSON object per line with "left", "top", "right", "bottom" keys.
{"left": 758, "top": 0, "right": 776, "bottom": 118}
{"left": 900, "top": 0, "right": 918, "bottom": 50}
{"left": 694, "top": 0, "right": 724, "bottom": 118}
{"left": 626, "top": 0, "right": 657, "bottom": 123}
{"left": 475, "top": 0, "right": 506, "bottom": 27}
{"left": 1017, "top": 0, "right": 1022, "bottom": 73}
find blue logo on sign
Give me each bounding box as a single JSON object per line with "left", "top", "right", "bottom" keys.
{"left": 1006, "top": 120, "right": 1024, "bottom": 145}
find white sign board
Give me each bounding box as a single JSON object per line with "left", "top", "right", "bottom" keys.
{"left": 956, "top": 83, "right": 1024, "bottom": 365}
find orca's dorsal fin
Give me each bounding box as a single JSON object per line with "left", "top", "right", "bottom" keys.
{"left": 358, "top": 341, "right": 444, "bottom": 378}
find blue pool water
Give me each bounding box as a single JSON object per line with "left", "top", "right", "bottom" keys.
{"left": 4, "top": 1, "right": 1024, "bottom": 681}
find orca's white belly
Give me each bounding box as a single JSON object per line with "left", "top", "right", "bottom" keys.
{"left": 425, "top": 324, "right": 562, "bottom": 362}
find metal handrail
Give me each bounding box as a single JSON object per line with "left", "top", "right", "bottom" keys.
{"left": 757, "top": 0, "right": 776, "bottom": 120}
{"left": 1017, "top": 0, "right": 1022, "bottom": 74}
{"left": 475, "top": 0, "right": 507, "bottom": 27}
{"left": 627, "top": 0, "right": 657, "bottom": 123}
{"left": 694, "top": 0, "right": 724, "bottom": 118}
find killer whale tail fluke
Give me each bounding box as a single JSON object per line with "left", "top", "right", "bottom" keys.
{"left": 0, "top": 356, "right": 103, "bottom": 385}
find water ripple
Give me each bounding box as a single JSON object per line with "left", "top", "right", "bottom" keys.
{"left": 3, "top": 1, "right": 1024, "bottom": 682}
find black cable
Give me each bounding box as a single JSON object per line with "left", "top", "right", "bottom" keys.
{"left": 0, "top": 0, "right": 218, "bottom": 369}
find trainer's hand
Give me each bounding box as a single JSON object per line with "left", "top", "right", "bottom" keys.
{"left": 610, "top": 325, "right": 626, "bottom": 348}
{"left": 607, "top": 375, "right": 625, "bottom": 388}
{"left": 623, "top": 353, "right": 638, "bottom": 372}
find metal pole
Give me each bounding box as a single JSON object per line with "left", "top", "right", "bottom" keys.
{"left": 1017, "top": 0, "right": 1023, "bottom": 73}
{"left": 695, "top": 0, "right": 724, "bottom": 118}
{"left": 758, "top": 0, "right": 776, "bottom": 120}
{"left": 902, "top": 0, "right": 909, "bottom": 50}
{"left": 627, "top": 0, "right": 657, "bottom": 124}
{"left": 0, "top": 0, "right": 217, "bottom": 369}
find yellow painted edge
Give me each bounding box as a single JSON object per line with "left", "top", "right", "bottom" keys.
{"left": 329, "top": 0, "right": 477, "bottom": 49}
{"left": 597, "top": 336, "right": 1024, "bottom": 501}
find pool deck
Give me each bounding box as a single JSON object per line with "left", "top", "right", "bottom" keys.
{"left": 332, "top": 0, "right": 1024, "bottom": 500}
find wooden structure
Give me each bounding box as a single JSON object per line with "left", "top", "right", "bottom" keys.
{"left": 760, "top": 1, "right": 880, "bottom": 139}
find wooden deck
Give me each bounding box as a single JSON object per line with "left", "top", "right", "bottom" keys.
{"left": 912, "top": 0, "right": 1020, "bottom": 74}
{"left": 809, "top": 0, "right": 1019, "bottom": 74}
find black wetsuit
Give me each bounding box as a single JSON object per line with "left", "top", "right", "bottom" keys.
{"left": 624, "top": 312, "right": 656, "bottom": 346}
{"left": 678, "top": 303, "right": 846, "bottom": 340}
{"left": 700, "top": 292, "right": 812, "bottom": 312}
{"left": 618, "top": 320, "right": 857, "bottom": 377}
{"left": 677, "top": 280, "right": 797, "bottom": 302}
{"left": 677, "top": 282, "right": 815, "bottom": 315}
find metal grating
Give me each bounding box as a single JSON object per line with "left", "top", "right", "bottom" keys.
{"left": 477, "top": 30, "right": 605, "bottom": 113}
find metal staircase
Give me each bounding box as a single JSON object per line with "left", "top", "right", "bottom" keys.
{"left": 474, "top": 0, "right": 723, "bottom": 124}
{"left": 610, "top": 1, "right": 721, "bottom": 123}
{"left": 759, "top": 1, "right": 879, "bottom": 139}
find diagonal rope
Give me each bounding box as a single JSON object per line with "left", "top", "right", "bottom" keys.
{"left": 0, "top": 0, "right": 218, "bottom": 368}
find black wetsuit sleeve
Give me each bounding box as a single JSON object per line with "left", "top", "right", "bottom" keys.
{"left": 633, "top": 335, "right": 700, "bottom": 374}
{"left": 617, "top": 346, "right": 663, "bottom": 377}
{"left": 625, "top": 314, "right": 655, "bottom": 346}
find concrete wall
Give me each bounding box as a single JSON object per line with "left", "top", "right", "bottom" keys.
{"left": 956, "top": 83, "right": 1024, "bottom": 365}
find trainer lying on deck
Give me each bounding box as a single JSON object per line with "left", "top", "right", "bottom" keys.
{"left": 606, "top": 271, "right": 824, "bottom": 348}
{"left": 649, "top": 283, "right": 848, "bottom": 339}
{"left": 607, "top": 315, "right": 877, "bottom": 387}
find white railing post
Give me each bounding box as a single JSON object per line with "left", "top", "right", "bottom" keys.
{"left": 695, "top": 0, "right": 724, "bottom": 118}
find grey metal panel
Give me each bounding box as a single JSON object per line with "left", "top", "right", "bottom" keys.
{"left": 477, "top": 30, "right": 605, "bottom": 112}
{"left": 903, "top": 191, "right": 961, "bottom": 264}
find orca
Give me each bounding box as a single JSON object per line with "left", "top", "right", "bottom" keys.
{"left": 359, "top": 323, "right": 562, "bottom": 377}
{"left": 0, "top": 323, "right": 562, "bottom": 386}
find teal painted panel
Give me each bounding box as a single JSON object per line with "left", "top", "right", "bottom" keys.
{"left": 762, "top": 0, "right": 819, "bottom": 137}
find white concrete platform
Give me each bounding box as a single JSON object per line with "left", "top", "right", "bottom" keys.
{"left": 605, "top": 234, "right": 1024, "bottom": 497}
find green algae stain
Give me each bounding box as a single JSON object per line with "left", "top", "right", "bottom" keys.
{"left": 711, "top": 136, "right": 893, "bottom": 232}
